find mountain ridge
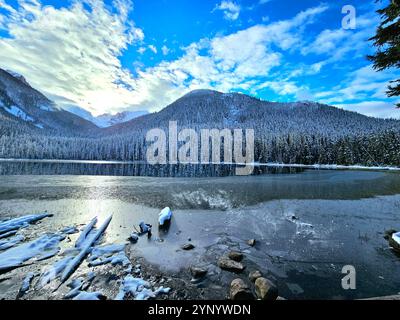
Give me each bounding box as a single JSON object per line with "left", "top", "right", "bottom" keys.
{"left": 1, "top": 69, "right": 400, "bottom": 166}
{"left": 0, "top": 69, "right": 98, "bottom": 134}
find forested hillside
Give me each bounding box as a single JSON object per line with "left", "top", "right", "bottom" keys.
{"left": 1, "top": 77, "right": 399, "bottom": 166}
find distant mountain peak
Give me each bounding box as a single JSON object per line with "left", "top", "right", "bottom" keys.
{"left": 183, "top": 89, "right": 222, "bottom": 97}
{"left": 64, "top": 105, "right": 149, "bottom": 128}
{"left": 0, "top": 67, "right": 97, "bottom": 133}
{"left": 5, "top": 69, "right": 31, "bottom": 87}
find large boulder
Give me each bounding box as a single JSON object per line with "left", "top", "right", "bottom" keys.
{"left": 190, "top": 266, "right": 207, "bottom": 279}
{"left": 386, "top": 231, "right": 400, "bottom": 253}
{"left": 159, "top": 207, "right": 172, "bottom": 226}
{"left": 255, "top": 277, "right": 278, "bottom": 300}
{"left": 218, "top": 256, "right": 245, "bottom": 272}
{"left": 384, "top": 229, "right": 397, "bottom": 240}
{"left": 230, "top": 278, "right": 254, "bottom": 300}
{"left": 249, "top": 270, "right": 262, "bottom": 282}
{"left": 228, "top": 251, "right": 243, "bottom": 262}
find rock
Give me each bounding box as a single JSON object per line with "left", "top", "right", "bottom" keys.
{"left": 384, "top": 229, "right": 397, "bottom": 240}
{"left": 129, "top": 232, "right": 139, "bottom": 243}
{"left": 159, "top": 207, "right": 172, "bottom": 226}
{"left": 218, "top": 256, "right": 245, "bottom": 272}
{"left": 139, "top": 222, "right": 152, "bottom": 234}
{"left": 255, "top": 277, "right": 278, "bottom": 300}
{"left": 230, "top": 278, "right": 254, "bottom": 300}
{"left": 228, "top": 251, "right": 243, "bottom": 262}
{"left": 247, "top": 239, "right": 256, "bottom": 247}
{"left": 249, "top": 270, "right": 262, "bottom": 282}
{"left": 389, "top": 237, "right": 400, "bottom": 252}
{"left": 181, "top": 243, "right": 195, "bottom": 250}
{"left": 190, "top": 266, "right": 208, "bottom": 278}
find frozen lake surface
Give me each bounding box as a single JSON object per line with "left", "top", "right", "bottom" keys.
{"left": 0, "top": 163, "right": 400, "bottom": 299}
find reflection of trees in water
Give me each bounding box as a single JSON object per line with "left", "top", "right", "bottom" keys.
{"left": 0, "top": 162, "right": 302, "bottom": 177}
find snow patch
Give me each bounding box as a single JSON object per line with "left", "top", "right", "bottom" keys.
{"left": 4, "top": 105, "right": 34, "bottom": 122}
{"left": 39, "top": 256, "right": 74, "bottom": 287}
{"left": 88, "top": 243, "right": 130, "bottom": 268}
{"left": 0, "top": 234, "right": 25, "bottom": 251}
{"left": 60, "top": 215, "right": 113, "bottom": 283}
{"left": 19, "top": 272, "right": 35, "bottom": 295}
{"left": 114, "top": 275, "right": 170, "bottom": 300}
{"left": 0, "top": 233, "right": 64, "bottom": 271}
{"left": 0, "top": 213, "right": 52, "bottom": 235}
{"left": 159, "top": 207, "right": 172, "bottom": 226}
{"left": 73, "top": 291, "right": 105, "bottom": 300}
{"left": 392, "top": 232, "right": 400, "bottom": 246}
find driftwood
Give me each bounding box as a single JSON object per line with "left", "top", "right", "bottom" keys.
{"left": 75, "top": 217, "right": 97, "bottom": 248}
{"left": 0, "top": 213, "right": 52, "bottom": 235}
{"left": 60, "top": 215, "right": 112, "bottom": 284}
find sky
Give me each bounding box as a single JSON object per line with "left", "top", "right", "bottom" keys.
{"left": 0, "top": 0, "right": 398, "bottom": 118}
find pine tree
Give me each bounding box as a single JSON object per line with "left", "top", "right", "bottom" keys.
{"left": 368, "top": 0, "right": 400, "bottom": 107}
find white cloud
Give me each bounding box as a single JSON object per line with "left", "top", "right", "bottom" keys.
{"left": 0, "top": 0, "right": 144, "bottom": 115}
{"left": 161, "top": 45, "right": 169, "bottom": 55}
{"left": 316, "top": 65, "right": 399, "bottom": 104}
{"left": 137, "top": 47, "right": 146, "bottom": 54}
{"left": 334, "top": 101, "right": 400, "bottom": 119}
{"left": 214, "top": 1, "right": 241, "bottom": 21}
{"left": 0, "top": 1, "right": 330, "bottom": 115}
{"left": 261, "top": 16, "right": 269, "bottom": 22}
{"left": 302, "top": 13, "right": 379, "bottom": 64}
{"left": 148, "top": 45, "right": 157, "bottom": 54}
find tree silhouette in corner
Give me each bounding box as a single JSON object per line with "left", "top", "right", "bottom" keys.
{"left": 368, "top": 0, "right": 400, "bottom": 107}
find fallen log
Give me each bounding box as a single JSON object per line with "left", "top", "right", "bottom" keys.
{"left": 60, "top": 215, "right": 113, "bottom": 284}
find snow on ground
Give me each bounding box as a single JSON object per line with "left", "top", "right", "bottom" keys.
{"left": 4, "top": 105, "right": 34, "bottom": 122}
{"left": 0, "top": 230, "right": 17, "bottom": 239}
{"left": 39, "top": 256, "right": 74, "bottom": 287}
{"left": 75, "top": 217, "right": 98, "bottom": 249}
{"left": 30, "top": 216, "right": 118, "bottom": 289}
{"left": 87, "top": 244, "right": 129, "bottom": 268}
{"left": 392, "top": 232, "right": 400, "bottom": 246}
{"left": 0, "top": 234, "right": 25, "bottom": 251}
{"left": 115, "top": 275, "right": 170, "bottom": 300}
{"left": 19, "top": 272, "right": 35, "bottom": 296}
{"left": 60, "top": 215, "right": 113, "bottom": 283}
{"left": 0, "top": 233, "right": 65, "bottom": 271}
{"left": 64, "top": 278, "right": 84, "bottom": 299}
{"left": 73, "top": 291, "right": 105, "bottom": 300}
{"left": 0, "top": 213, "right": 52, "bottom": 235}
{"left": 261, "top": 163, "right": 400, "bottom": 171}
{"left": 159, "top": 207, "right": 172, "bottom": 226}
{"left": 0, "top": 213, "right": 171, "bottom": 300}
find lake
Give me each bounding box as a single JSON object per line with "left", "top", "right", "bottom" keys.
{"left": 0, "top": 160, "right": 400, "bottom": 300}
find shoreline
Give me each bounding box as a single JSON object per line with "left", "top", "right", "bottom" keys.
{"left": 0, "top": 158, "right": 399, "bottom": 172}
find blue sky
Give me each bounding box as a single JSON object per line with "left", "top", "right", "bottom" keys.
{"left": 0, "top": 0, "right": 398, "bottom": 118}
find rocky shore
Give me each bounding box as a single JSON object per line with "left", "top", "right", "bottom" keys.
{"left": 0, "top": 211, "right": 283, "bottom": 300}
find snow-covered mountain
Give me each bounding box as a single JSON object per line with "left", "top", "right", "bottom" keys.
{"left": 93, "top": 111, "right": 148, "bottom": 128}
{"left": 1, "top": 72, "right": 400, "bottom": 166}
{"left": 0, "top": 68, "right": 97, "bottom": 134}
{"left": 65, "top": 106, "right": 148, "bottom": 128}
{"left": 105, "top": 89, "right": 400, "bottom": 138}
